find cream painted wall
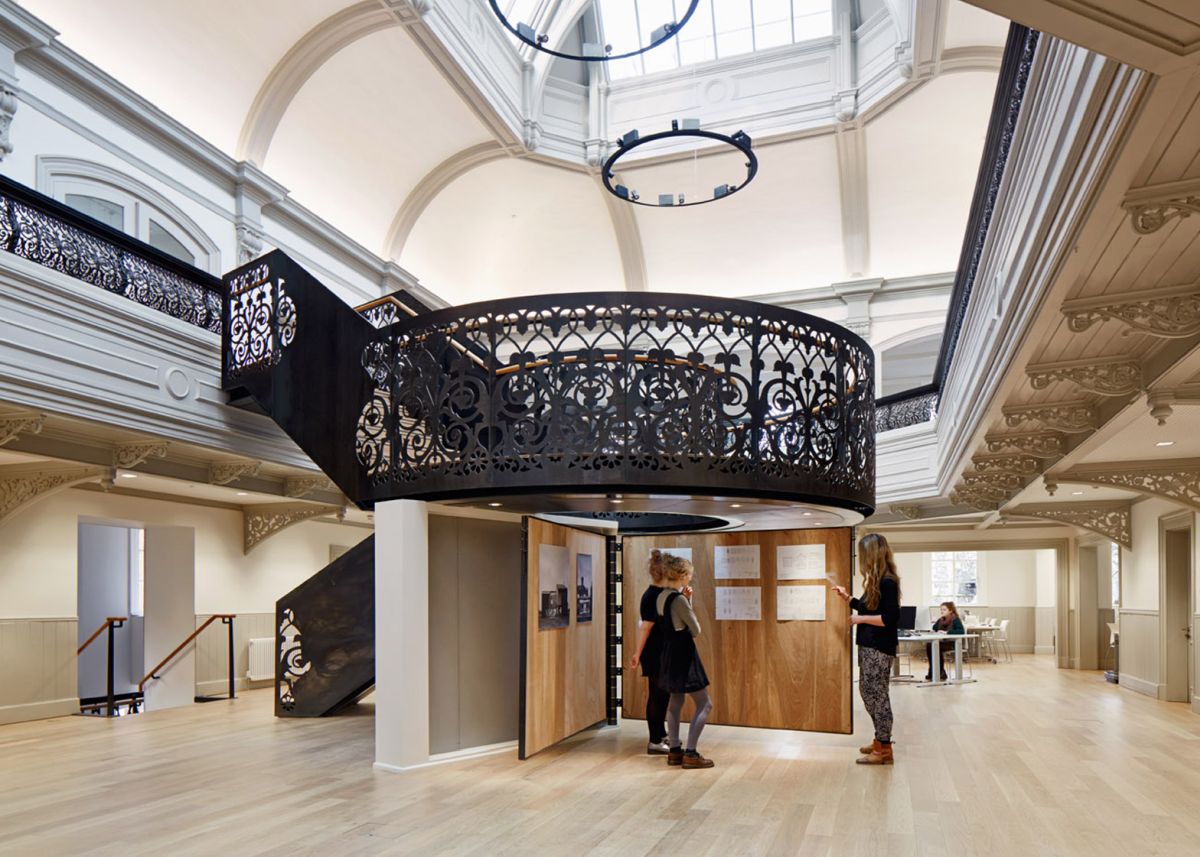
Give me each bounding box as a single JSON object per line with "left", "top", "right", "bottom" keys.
{"left": 1036, "top": 549, "right": 1056, "bottom": 607}
{"left": 886, "top": 549, "right": 1043, "bottom": 608}
{"left": 0, "top": 487, "right": 371, "bottom": 618}
{"left": 1120, "top": 498, "right": 1182, "bottom": 611}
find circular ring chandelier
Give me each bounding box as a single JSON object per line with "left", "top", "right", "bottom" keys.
{"left": 602, "top": 121, "right": 758, "bottom": 207}
{"left": 488, "top": 0, "right": 701, "bottom": 62}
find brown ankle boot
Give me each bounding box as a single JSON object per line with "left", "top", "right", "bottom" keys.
{"left": 859, "top": 740, "right": 895, "bottom": 754}
{"left": 681, "top": 750, "right": 715, "bottom": 769}
{"left": 667, "top": 747, "right": 684, "bottom": 766}
{"left": 856, "top": 740, "right": 894, "bottom": 765}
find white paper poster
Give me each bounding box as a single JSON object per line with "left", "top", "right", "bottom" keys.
{"left": 714, "top": 544, "right": 760, "bottom": 580}
{"left": 777, "top": 544, "right": 826, "bottom": 580}
{"left": 715, "top": 586, "right": 762, "bottom": 620}
{"left": 777, "top": 585, "right": 826, "bottom": 621}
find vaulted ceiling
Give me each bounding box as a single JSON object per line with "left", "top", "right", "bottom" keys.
{"left": 19, "top": 0, "right": 1011, "bottom": 304}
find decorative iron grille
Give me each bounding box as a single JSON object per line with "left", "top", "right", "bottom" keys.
{"left": 0, "top": 176, "right": 223, "bottom": 332}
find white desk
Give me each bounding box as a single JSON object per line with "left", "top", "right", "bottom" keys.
{"left": 894, "top": 633, "right": 977, "bottom": 686}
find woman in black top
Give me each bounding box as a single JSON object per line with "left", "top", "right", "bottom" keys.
{"left": 833, "top": 533, "right": 901, "bottom": 766}
{"left": 926, "top": 601, "right": 966, "bottom": 682}
{"left": 630, "top": 550, "right": 671, "bottom": 754}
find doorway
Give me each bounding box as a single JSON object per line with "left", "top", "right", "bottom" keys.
{"left": 1161, "top": 516, "right": 1193, "bottom": 704}
{"left": 77, "top": 523, "right": 145, "bottom": 714}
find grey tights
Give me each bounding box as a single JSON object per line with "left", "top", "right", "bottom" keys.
{"left": 667, "top": 689, "right": 713, "bottom": 751}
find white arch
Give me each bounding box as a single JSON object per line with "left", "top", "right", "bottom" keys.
{"left": 596, "top": 172, "right": 646, "bottom": 291}
{"left": 383, "top": 142, "right": 511, "bottom": 260}
{"left": 237, "top": 1, "right": 398, "bottom": 165}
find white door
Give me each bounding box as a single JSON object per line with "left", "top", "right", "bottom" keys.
{"left": 142, "top": 526, "right": 195, "bottom": 711}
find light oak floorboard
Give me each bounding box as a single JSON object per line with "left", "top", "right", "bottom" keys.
{"left": 2, "top": 656, "right": 1200, "bottom": 855}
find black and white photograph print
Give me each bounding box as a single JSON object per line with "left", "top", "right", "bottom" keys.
{"left": 538, "top": 544, "right": 570, "bottom": 630}
{"left": 576, "top": 553, "right": 593, "bottom": 623}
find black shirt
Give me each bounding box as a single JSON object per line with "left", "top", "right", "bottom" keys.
{"left": 850, "top": 577, "right": 901, "bottom": 656}
{"left": 639, "top": 585, "right": 665, "bottom": 677}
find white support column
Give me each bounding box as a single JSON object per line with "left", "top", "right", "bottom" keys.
{"left": 374, "top": 499, "right": 430, "bottom": 771}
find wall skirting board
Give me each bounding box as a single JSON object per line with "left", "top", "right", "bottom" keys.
{"left": 1035, "top": 645, "right": 1056, "bottom": 655}
{"left": 0, "top": 698, "right": 78, "bottom": 726}
{"left": 1120, "top": 674, "right": 1162, "bottom": 699}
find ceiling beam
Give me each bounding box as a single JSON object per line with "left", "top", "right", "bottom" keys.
{"left": 236, "top": 1, "right": 397, "bottom": 165}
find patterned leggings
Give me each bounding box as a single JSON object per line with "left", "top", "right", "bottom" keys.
{"left": 858, "top": 647, "right": 894, "bottom": 743}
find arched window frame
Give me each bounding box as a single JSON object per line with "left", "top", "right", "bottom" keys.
{"left": 875, "top": 324, "right": 944, "bottom": 397}
{"left": 35, "top": 157, "right": 221, "bottom": 274}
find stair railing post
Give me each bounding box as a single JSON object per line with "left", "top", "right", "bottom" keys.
{"left": 105, "top": 619, "right": 126, "bottom": 717}
{"left": 224, "top": 616, "right": 236, "bottom": 700}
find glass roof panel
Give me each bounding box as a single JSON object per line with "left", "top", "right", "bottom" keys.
{"left": 503, "top": 0, "right": 545, "bottom": 28}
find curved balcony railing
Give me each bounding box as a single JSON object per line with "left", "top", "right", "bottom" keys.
{"left": 224, "top": 251, "right": 876, "bottom": 516}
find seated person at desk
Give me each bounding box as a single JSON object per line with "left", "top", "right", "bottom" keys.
{"left": 925, "top": 601, "right": 965, "bottom": 681}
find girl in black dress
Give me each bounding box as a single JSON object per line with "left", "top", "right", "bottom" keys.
{"left": 654, "top": 553, "right": 714, "bottom": 769}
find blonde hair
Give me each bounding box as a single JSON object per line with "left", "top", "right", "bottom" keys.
{"left": 858, "top": 533, "right": 900, "bottom": 610}
{"left": 650, "top": 549, "right": 693, "bottom": 584}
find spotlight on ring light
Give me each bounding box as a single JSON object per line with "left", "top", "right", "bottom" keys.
{"left": 603, "top": 121, "right": 757, "bottom": 208}
{"left": 490, "top": 0, "right": 701, "bottom": 63}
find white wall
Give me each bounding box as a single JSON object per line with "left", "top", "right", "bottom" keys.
{"left": 1121, "top": 498, "right": 1180, "bottom": 611}
{"left": 1036, "top": 549, "right": 1057, "bottom": 607}
{"left": 0, "top": 487, "right": 370, "bottom": 619}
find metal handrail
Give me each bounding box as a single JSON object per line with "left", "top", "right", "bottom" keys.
{"left": 77, "top": 617, "right": 128, "bottom": 656}
{"left": 138, "top": 613, "right": 236, "bottom": 692}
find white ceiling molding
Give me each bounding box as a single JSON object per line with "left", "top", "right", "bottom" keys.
{"left": 910, "top": 0, "right": 948, "bottom": 79}
{"left": 596, "top": 173, "right": 646, "bottom": 292}
{"left": 834, "top": 122, "right": 870, "bottom": 278}
{"left": 236, "top": 1, "right": 397, "bottom": 165}
{"left": 937, "top": 45, "right": 1005, "bottom": 73}
{"left": 384, "top": 141, "right": 511, "bottom": 259}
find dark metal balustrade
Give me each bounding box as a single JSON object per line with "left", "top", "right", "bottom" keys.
{"left": 0, "top": 174, "right": 223, "bottom": 332}
{"left": 223, "top": 251, "right": 876, "bottom": 517}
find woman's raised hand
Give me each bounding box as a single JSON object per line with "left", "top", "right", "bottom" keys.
{"left": 832, "top": 585, "right": 851, "bottom": 603}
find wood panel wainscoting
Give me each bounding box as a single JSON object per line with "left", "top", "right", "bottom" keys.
{"left": 194, "top": 613, "right": 275, "bottom": 697}
{"left": 521, "top": 518, "right": 608, "bottom": 759}
{"left": 622, "top": 528, "right": 852, "bottom": 734}
{"left": 0, "top": 618, "right": 78, "bottom": 725}
{"left": 1036, "top": 605, "right": 1056, "bottom": 654}
{"left": 1118, "top": 609, "right": 1161, "bottom": 698}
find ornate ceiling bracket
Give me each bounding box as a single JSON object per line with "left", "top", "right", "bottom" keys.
{"left": 284, "top": 475, "right": 335, "bottom": 498}
{"left": 1027, "top": 358, "right": 1142, "bottom": 396}
{"left": 1004, "top": 502, "right": 1131, "bottom": 549}
{"left": 210, "top": 459, "right": 262, "bottom": 486}
{"left": 891, "top": 505, "right": 922, "bottom": 520}
{"left": 972, "top": 454, "right": 1042, "bottom": 475}
{"left": 984, "top": 430, "right": 1065, "bottom": 457}
{"left": 960, "top": 472, "right": 1026, "bottom": 493}
{"left": 244, "top": 502, "right": 341, "bottom": 553}
{"left": 1123, "top": 179, "right": 1200, "bottom": 235}
{"left": 1002, "top": 401, "right": 1096, "bottom": 433}
{"left": 0, "top": 411, "right": 45, "bottom": 447}
{"left": 1050, "top": 460, "right": 1200, "bottom": 512}
{"left": 1062, "top": 283, "right": 1200, "bottom": 339}
{"left": 949, "top": 489, "right": 1001, "bottom": 512}
{"left": 0, "top": 464, "right": 107, "bottom": 524}
{"left": 112, "top": 441, "right": 170, "bottom": 469}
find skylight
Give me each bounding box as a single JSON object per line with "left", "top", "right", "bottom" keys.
{"left": 602, "top": 1, "right": 834, "bottom": 81}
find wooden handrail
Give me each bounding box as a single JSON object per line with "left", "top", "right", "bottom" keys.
{"left": 77, "top": 617, "right": 128, "bottom": 656}
{"left": 138, "top": 613, "right": 236, "bottom": 692}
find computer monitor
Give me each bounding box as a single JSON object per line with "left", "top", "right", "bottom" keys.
{"left": 899, "top": 605, "right": 917, "bottom": 630}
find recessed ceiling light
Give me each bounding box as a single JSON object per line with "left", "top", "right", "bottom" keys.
{"left": 1156, "top": 440, "right": 1176, "bottom": 447}
{"left": 119, "top": 473, "right": 137, "bottom": 479}
{"left": 611, "top": 498, "right": 623, "bottom": 504}
{"left": 1071, "top": 491, "right": 1084, "bottom": 496}
{"left": 236, "top": 492, "right": 248, "bottom": 496}
{"left": 488, "top": 502, "right": 502, "bottom": 507}
{"left": 803, "top": 512, "right": 812, "bottom": 516}
{"left": 730, "top": 503, "right": 742, "bottom": 508}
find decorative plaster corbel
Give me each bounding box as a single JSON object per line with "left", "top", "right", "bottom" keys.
{"left": 972, "top": 454, "right": 1041, "bottom": 475}
{"left": 244, "top": 502, "right": 341, "bottom": 553}
{"left": 1123, "top": 179, "right": 1200, "bottom": 235}
{"left": 0, "top": 411, "right": 45, "bottom": 447}
{"left": 283, "top": 475, "right": 335, "bottom": 498}
{"left": 1027, "top": 358, "right": 1141, "bottom": 396}
{"left": 1004, "top": 501, "right": 1131, "bottom": 549}
{"left": 0, "top": 464, "right": 107, "bottom": 524}
{"left": 112, "top": 441, "right": 169, "bottom": 470}
{"left": 209, "top": 459, "right": 262, "bottom": 486}
{"left": 960, "top": 472, "right": 1026, "bottom": 493}
{"left": 1061, "top": 283, "right": 1200, "bottom": 338}
{"left": 983, "top": 430, "right": 1065, "bottom": 458}
{"left": 1051, "top": 459, "right": 1200, "bottom": 512}
{"left": 891, "top": 505, "right": 922, "bottom": 520}
{"left": 949, "top": 489, "right": 1001, "bottom": 512}
{"left": 1002, "top": 401, "right": 1096, "bottom": 433}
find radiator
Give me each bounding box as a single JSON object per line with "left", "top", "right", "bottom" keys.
{"left": 247, "top": 637, "right": 275, "bottom": 681}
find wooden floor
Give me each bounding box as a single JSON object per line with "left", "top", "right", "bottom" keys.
{"left": 2, "top": 657, "right": 1200, "bottom": 856}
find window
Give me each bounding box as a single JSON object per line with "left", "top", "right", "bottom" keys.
{"left": 1111, "top": 541, "right": 1120, "bottom": 608}
{"left": 601, "top": 0, "right": 834, "bottom": 81}
{"left": 931, "top": 551, "right": 978, "bottom": 605}
{"left": 39, "top": 158, "right": 219, "bottom": 272}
